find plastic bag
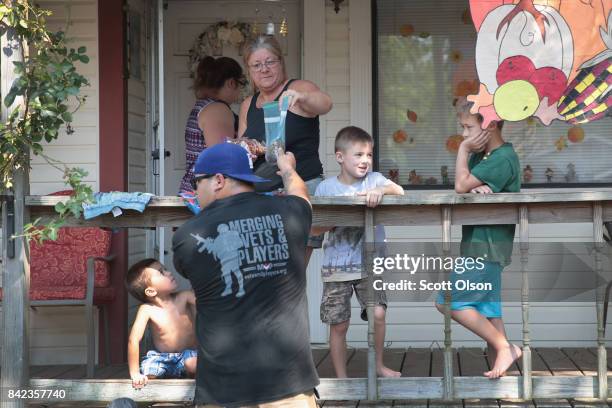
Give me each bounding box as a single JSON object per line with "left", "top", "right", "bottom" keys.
{"left": 263, "top": 95, "right": 290, "bottom": 164}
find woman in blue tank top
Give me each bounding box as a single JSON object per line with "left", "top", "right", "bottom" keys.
{"left": 179, "top": 56, "right": 246, "bottom": 193}
{"left": 239, "top": 36, "right": 333, "bottom": 193}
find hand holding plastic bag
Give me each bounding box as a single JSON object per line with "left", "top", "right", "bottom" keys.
{"left": 263, "top": 95, "right": 291, "bottom": 164}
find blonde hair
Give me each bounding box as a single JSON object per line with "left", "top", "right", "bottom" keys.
{"left": 242, "top": 35, "right": 287, "bottom": 90}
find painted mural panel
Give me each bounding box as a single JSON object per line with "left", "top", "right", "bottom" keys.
{"left": 469, "top": 0, "right": 612, "bottom": 126}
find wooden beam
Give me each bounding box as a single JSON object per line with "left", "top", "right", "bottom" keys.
{"left": 24, "top": 376, "right": 612, "bottom": 403}
{"left": 593, "top": 202, "right": 608, "bottom": 400}
{"left": 1, "top": 177, "right": 30, "bottom": 408}
{"left": 98, "top": 0, "right": 128, "bottom": 365}
{"left": 1, "top": 18, "right": 29, "bottom": 408}
{"left": 519, "top": 205, "right": 532, "bottom": 400}
{"left": 25, "top": 189, "right": 612, "bottom": 207}
{"left": 25, "top": 195, "right": 612, "bottom": 228}
{"left": 364, "top": 208, "right": 376, "bottom": 400}
{"left": 441, "top": 206, "right": 453, "bottom": 401}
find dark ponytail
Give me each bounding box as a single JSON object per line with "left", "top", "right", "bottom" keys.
{"left": 194, "top": 56, "right": 244, "bottom": 97}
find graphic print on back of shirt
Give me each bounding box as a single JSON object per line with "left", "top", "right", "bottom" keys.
{"left": 191, "top": 214, "right": 290, "bottom": 297}
{"left": 191, "top": 223, "right": 245, "bottom": 297}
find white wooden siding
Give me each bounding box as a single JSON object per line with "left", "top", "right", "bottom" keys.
{"left": 127, "top": 0, "right": 149, "bottom": 278}
{"left": 323, "top": 0, "right": 350, "bottom": 178}
{"left": 30, "top": 0, "right": 100, "bottom": 195}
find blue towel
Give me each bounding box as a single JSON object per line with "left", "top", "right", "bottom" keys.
{"left": 83, "top": 192, "right": 154, "bottom": 220}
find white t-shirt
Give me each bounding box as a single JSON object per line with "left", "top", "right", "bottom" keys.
{"left": 314, "top": 172, "right": 392, "bottom": 282}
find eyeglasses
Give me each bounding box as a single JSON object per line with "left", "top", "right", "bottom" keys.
{"left": 191, "top": 173, "right": 229, "bottom": 190}
{"left": 191, "top": 174, "right": 215, "bottom": 190}
{"left": 248, "top": 59, "right": 280, "bottom": 72}
{"left": 236, "top": 76, "right": 248, "bottom": 87}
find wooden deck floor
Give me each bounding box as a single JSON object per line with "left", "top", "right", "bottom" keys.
{"left": 12, "top": 347, "right": 612, "bottom": 407}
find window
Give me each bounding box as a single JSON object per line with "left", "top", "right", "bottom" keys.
{"left": 374, "top": 0, "right": 612, "bottom": 188}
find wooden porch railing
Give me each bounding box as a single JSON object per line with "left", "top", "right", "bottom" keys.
{"left": 2, "top": 189, "right": 612, "bottom": 405}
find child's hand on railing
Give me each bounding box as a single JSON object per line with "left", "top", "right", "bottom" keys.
{"left": 131, "top": 372, "right": 149, "bottom": 389}
{"left": 470, "top": 185, "right": 493, "bottom": 194}
{"left": 357, "top": 187, "right": 384, "bottom": 208}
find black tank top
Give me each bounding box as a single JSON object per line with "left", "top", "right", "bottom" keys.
{"left": 242, "top": 79, "right": 323, "bottom": 190}
{"left": 216, "top": 100, "right": 239, "bottom": 132}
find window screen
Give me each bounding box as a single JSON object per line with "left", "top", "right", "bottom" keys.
{"left": 375, "top": 0, "right": 612, "bottom": 188}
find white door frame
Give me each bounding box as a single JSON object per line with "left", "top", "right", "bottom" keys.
{"left": 156, "top": 0, "right": 167, "bottom": 265}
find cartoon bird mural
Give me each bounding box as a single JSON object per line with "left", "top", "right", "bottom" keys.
{"left": 468, "top": 0, "right": 612, "bottom": 127}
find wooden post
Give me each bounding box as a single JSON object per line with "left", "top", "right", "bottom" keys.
{"left": 592, "top": 202, "right": 607, "bottom": 401}
{"left": 1, "top": 18, "right": 29, "bottom": 408}
{"left": 519, "top": 205, "right": 532, "bottom": 400}
{"left": 441, "top": 205, "right": 453, "bottom": 400}
{"left": 364, "top": 208, "right": 377, "bottom": 401}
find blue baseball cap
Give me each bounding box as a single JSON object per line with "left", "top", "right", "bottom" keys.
{"left": 194, "top": 143, "right": 270, "bottom": 184}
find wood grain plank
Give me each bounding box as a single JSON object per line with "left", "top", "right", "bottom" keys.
{"left": 459, "top": 348, "right": 499, "bottom": 408}
{"left": 530, "top": 348, "right": 572, "bottom": 408}
{"left": 93, "top": 364, "right": 127, "bottom": 380}
{"left": 23, "top": 192, "right": 612, "bottom": 229}
{"left": 561, "top": 348, "right": 608, "bottom": 408}
{"left": 317, "top": 348, "right": 358, "bottom": 406}
{"left": 28, "top": 365, "right": 78, "bottom": 379}
{"left": 563, "top": 348, "right": 599, "bottom": 376}
{"left": 430, "top": 349, "right": 461, "bottom": 408}
{"left": 395, "top": 348, "right": 429, "bottom": 407}
{"left": 21, "top": 376, "right": 611, "bottom": 403}
{"left": 317, "top": 348, "right": 355, "bottom": 378}
{"left": 535, "top": 348, "right": 582, "bottom": 376}
{"left": 24, "top": 190, "right": 612, "bottom": 207}
{"left": 534, "top": 348, "right": 598, "bottom": 404}
{"left": 312, "top": 348, "right": 330, "bottom": 367}
{"left": 401, "top": 348, "right": 431, "bottom": 377}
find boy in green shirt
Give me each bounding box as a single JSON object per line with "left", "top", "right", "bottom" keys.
{"left": 436, "top": 97, "right": 521, "bottom": 379}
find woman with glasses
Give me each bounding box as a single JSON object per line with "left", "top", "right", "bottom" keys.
{"left": 239, "top": 35, "right": 333, "bottom": 194}
{"left": 179, "top": 56, "right": 247, "bottom": 193}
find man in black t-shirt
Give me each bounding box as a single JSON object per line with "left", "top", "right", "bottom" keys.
{"left": 172, "top": 143, "right": 318, "bottom": 407}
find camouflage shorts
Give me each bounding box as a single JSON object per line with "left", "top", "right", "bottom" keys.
{"left": 320, "top": 279, "right": 387, "bottom": 325}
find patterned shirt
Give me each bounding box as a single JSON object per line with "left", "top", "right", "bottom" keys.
{"left": 314, "top": 172, "right": 391, "bottom": 282}
{"left": 179, "top": 98, "right": 215, "bottom": 193}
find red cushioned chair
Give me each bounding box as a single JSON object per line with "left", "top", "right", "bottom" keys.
{"left": 0, "top": 190, "right": 115, "bottom": 378}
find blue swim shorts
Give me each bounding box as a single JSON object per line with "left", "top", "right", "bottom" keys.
{"left": 436, "top": 261, "right": 502, "bottom": 318}
{"left": 140, "top": 349, "right": 197, "bottom": 378}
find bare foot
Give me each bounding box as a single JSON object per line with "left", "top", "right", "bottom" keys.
{"left": 377, "top": 365, "right": 401, "bottom": 377}
{"left": 487, "top": 349, "right": 507, "bottom": 377}
{"left": 484, "top": 344, "right": 522, "bottom": 379}
{"left": 486, "top": 347, "right": 501, "bottom": 375}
